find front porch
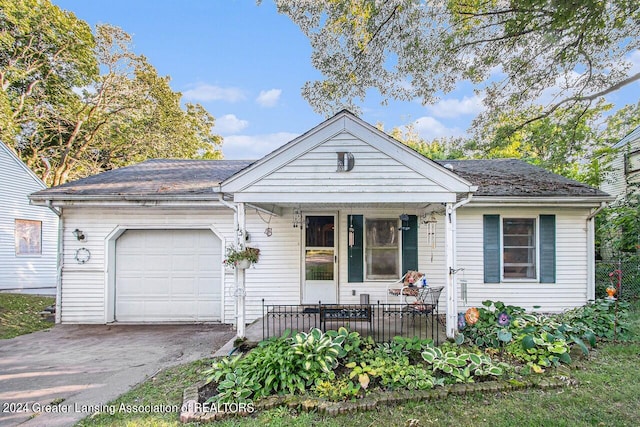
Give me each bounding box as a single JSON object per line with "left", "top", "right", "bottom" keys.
{"left": 259, "top": 300, "right": 446, "bottom": 345}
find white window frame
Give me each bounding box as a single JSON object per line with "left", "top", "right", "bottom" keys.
{"left": 364, "top": 217, "right": 401, "bottom": 281}
{"left": 501, "top": 217, "right": 539, "bottom": 282}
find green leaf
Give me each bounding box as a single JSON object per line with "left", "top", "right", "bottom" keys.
{"left": 522, "top": 335, "right": 536, "bottom": 350}
{"left": 454, "top": 333, "right": 465, "bottom": 345}
{"left": 559, "top": 352, "right": 572, "bottom": 364}
{"left": 571, "top": 334, "right": 590, "bottom": 355}
{"left": 497, "top": 329, "right": 513, "bottom": 342}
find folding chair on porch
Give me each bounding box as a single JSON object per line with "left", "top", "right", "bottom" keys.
{"left": 400, "top": 286, "right": 444, "bottom": 331}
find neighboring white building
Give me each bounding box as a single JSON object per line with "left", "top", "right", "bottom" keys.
{"left": 30, "top": 111, "right": 612, "bottom": 337}
{"left": 1, "top": 143, "right": 58, "bottom": 294}
{"left": 601, "top": 125, "right": 640, "bottom": 201}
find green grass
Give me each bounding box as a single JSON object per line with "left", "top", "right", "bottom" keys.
{"left": 79, "top": 301, "right": 640, "bottom": 427}
{"left": 0, "top": 293, "right": 55, "bottom": 339}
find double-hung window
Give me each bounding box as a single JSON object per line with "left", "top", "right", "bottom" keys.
{"left": 347, "top": 215, "right": 418, "bottom": 282}
{"left": 484, "top": 215, "right": 555, "bottom": 283}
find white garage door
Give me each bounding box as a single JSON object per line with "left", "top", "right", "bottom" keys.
{"left": 115, "top": 229, "right": 222, "bottom": 322}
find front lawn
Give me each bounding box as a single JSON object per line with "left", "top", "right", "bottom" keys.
{"left": 79, "top": 300, "right": 640, "bottom": 427}
{"left": 0, "top": 292, "right": 55, "bottom": 339}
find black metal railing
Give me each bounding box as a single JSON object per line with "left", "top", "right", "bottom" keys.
{"left": 262, "top": 299, "right": 442, "bottom": 345}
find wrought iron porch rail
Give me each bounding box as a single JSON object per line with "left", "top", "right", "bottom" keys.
{"left": 261, "top": 299, "right": 442, "bottom": 345}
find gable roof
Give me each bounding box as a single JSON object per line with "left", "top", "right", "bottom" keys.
{"left": 613, "top": 125, "right": 640, "bottom": 149}
{"left": 220, "top": 110, "right": 475, "bottom": 198}
{"left": 30, "top": 159, "right": 253, "bottom": 201}
{"left": 0, "top": 142, "right": 47, "bottom": 190}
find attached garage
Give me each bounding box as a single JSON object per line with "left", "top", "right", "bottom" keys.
{"left": 114, "top": 229, "right": 222, "bottom": 322}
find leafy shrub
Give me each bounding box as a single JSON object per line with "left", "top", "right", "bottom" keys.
{"left": 421, "top": 347, "right": 504, "bottom": 383}
{"left": 291, "top": 328, "right": 344, "bottom": 380}
{"left": 557, "top": 298, "right": 632, "bottom": 340}
{"left": 314, "top": 378, "right": 361, "bottom": 401}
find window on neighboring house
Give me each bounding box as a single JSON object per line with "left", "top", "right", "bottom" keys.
{"left": 365, "top": 218, "right": 400, "bottom": 280}
{"left": 484, "top": 215, "right": 555, "bottom": 283}
{"left": 15, "top": 219, "right": 42, "bottom": 256}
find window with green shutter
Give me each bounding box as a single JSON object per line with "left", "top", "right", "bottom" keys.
{"left": 483, "top": 214, "right": 556, "bottom": 283}
{"left": 483, "top": 215, "right": 501, "bottom": 283}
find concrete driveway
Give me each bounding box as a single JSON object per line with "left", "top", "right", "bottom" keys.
{"left": 0, "top": 324, "right": 234, "bottom": 427}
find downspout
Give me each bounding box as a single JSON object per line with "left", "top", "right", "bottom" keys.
{"left": 446, "top": 192, "right": 474, "bottom": 339}
{"left": 218, "top": 194, "right": 246, "bottom": 338}
{"left": 45, "top": 201, "right": 63, "bottom": 324}
{"left": 586, "top": 202, "right": 607, "bottom": 302}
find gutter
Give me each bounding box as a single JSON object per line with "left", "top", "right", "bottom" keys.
{"left": 587, "top": 201, "right": 607, "bottom": 220}
{"left": 46, "top": 201, "right": 63, "bottom": 324}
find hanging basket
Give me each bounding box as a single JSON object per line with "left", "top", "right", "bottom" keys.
{"left": 236, "top": 259, "right": 251, "bottom": 269}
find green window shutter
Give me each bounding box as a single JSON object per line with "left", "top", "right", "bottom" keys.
{"left": 402, "top": 215, "right": 419, "bottom": 273}
{"left": 483, "top": 215, "right": 500, "bottom": 283}
{"left": 347, "top": 215, "right": 363, "bottom": 282}
{"left": 539, "top": 215, "right": 556, "bottom": 283}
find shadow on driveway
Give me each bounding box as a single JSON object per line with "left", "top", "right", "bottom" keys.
{"left": 0, "top": 324, "right": 234, "bottom": 427}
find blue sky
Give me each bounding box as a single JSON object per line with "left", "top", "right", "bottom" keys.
{"left": 53, "top": 0, "right": 639, "bottom": 160}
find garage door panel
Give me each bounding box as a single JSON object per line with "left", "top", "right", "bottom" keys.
{"left": 115, "top": 229, "right": 222, "bottom": 322}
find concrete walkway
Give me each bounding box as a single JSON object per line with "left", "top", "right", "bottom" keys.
{"left": 0, "top": 324, "right": 234, "bottom": 427}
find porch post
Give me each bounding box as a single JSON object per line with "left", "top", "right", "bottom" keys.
{"left": 236, "top": 202, "right": 247, "bottom": 338}
{"left": 445, "top": 202, "right": 457, "bottom": 339}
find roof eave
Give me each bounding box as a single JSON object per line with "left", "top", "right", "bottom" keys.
{"left": 466, "top": 195, "right": 615, "bottom": 207}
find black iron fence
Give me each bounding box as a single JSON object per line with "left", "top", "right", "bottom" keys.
{"left": 262, "top": 300, "right": 443, "bottom": 345}
{"left": 596, "top": 259, "right": 640, "bottom": 300}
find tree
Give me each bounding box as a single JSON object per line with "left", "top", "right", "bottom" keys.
{"left": 383, "top": 123, "right": 468, "bottom": 160}
{"left": 1, "top": 1, "right": 222, "bottom": 186}
{"left": 275, "top": 0, "right": 640, "bottom": 128}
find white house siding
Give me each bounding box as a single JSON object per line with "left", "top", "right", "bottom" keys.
{"left": 59, "top": 206, "right": 302, "bottom": 324}
{"left": 0, "top": 145, "right": 57, "bottom": 294}
{"left": 455, "top": 206, "right": 591, "bottom": 313}
{"left": 601, "top": 154, "right": 626, "bottom": 201}
{"left": 238, "top": 133, "right": 454, "bottom": 200}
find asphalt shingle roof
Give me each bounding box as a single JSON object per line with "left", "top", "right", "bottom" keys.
{"left": 30, "top": 159, "right": 254, "bottom": 198}
{"left": 435, "top": 159, "right": 609, "bottom": 198}
{"left": 30, "top": 157, "right": 608, "bottom": 200}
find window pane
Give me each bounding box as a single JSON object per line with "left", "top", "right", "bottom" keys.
{"left": 305, "top": 250, "right": 334, "bottom": 280}
{"left": 305, "top": 216, "right": 334, "bottom": 247}
{"left": 503, "top": 218, "right": 535, "bottom": 279}
{"left": 365, "top": 219, "right": 399, "bottom": 279}
{"left": 15, "top": 219, "right": 42, "bottom": 255}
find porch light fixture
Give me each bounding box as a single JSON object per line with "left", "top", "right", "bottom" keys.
{"left": 292, "top": 208, "right": 302, "bottom": 228}
{"left": 72, "top": 229, "right": 85, "bottom": 241}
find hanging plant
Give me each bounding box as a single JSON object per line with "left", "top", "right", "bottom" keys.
{"left": 223, "top": 246, "right": 260, "bottom": 269}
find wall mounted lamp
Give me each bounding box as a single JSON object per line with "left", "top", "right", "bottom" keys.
{"left": 72, "top": 229, "right": 86, "bottom": 241}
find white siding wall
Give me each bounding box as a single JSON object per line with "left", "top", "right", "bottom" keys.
{"left": 0, "top": 146, "right": 58, "bottom": 294}
{"left": 601, "top": 153, "right": 626, "bottom": 200}
{"left": 59, "top": 207, "right": 301, "bottom": 324}
{"left": 242, "top": 133, "right": 449, "bottom": 196}
{"left": 456, "top": 207, "right": 590, "bottom": 313}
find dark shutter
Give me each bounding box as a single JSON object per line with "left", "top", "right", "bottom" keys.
{"left": 347, "top": 215, "right": 363, "bottom": 282}
{"left": 483, "top": 215, "right": 501, "bottom": 283}
{"left": 539, "top": 215, "right": 556, "bottom": 283}
{"left": 402, "top": 215, "right": 419, "bottom": 273}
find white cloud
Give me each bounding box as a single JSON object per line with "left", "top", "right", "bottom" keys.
{"left": 427, "top": 95, "right": 485, "bottom": 119}
{"left": 410, "top": 116, "right": 464, "bottom": 141}
{"left": 256, "top": 89, "right": 282, "bottom": 107}
{"left": 215, "top": 114, "right": 249, "bottom": 134}
{"left": 222, "top": 132, "right": 299, "bottom": 159}
{"left": 183, "top": 84, "right": 245, "bottom": 102}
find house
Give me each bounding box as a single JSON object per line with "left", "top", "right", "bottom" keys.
{"left": 0, "top": 143, "right": 58, "bottom": 295}
{"left": 601, "top": 125, "right": 640, "bottom": 201}
{"left": 29, "top": 111, "right": 612, "bottom": 337}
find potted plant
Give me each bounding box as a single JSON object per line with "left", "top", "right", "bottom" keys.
{"left": 223, "top": 246, "right": 260, "bottom": 269}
